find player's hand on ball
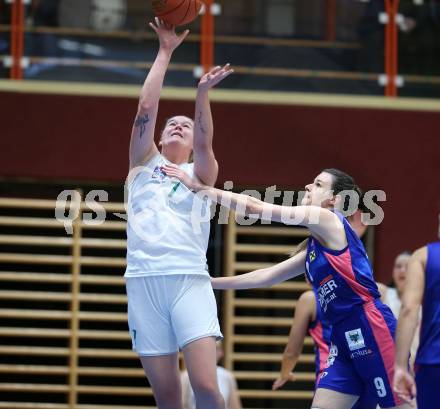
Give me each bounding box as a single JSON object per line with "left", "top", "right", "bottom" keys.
{"left": 162, "top": 164, "right": 201, "bottom": 192}
{"left": 149, "top": 17, "right": 189, "bottom": 53}
{"left": 393, "top": 366, "right": 416, "bottom": 406}
{"left": 272, "top": 372, "right": 296, "bottom": 390}
{"left": 198, "top": 64, "right": 234, "bottom": 92}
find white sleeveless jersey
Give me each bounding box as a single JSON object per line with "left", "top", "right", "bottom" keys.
{"left": 124, "top": 153, "right": 211, "bottom": 277}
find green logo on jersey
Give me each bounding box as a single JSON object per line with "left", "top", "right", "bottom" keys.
{"left": 168, "top": 182, "right": 181, "bottom": 197}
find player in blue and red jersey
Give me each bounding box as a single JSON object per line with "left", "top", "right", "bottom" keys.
{"left": 394, "top": 214, "right": 440, "bottom": 409}
{"left": 163, "top": 165, "right": 411, "bottom": 409}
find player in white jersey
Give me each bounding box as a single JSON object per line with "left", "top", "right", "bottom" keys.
{"left": 124, "top": 18, "right": 233, "bottom": 409}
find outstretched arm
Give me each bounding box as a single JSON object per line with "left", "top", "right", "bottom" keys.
{"left": 273, "top": 290, "right": 315, "bottom": 390}
{"left": 193, "top": 64, "right": 233, "bottom": 186}
{"left": 129, "top": 19, "right": 189, "bottom": 169}
{"left": 394, "top": 246, "right": 426, "bottom": 404}
{"left": 160, "top": 166, "right": 346, "bottom": 250}
{"left": 211, "top": 251, "right": 306, "bottom": 290}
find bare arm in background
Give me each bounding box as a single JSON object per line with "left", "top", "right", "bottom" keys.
{"left": 393, "top": 247, "right": 426, "bottom": 405}
{"left": 273, "top": 291, "right": 316, "bottom": 390}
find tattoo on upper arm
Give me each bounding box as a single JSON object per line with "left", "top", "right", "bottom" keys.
{"left": 135, "top": 114, "right": 150, "bottom": 139}
{"left": 198, "top": 111, "right": 206, "bottom": 135}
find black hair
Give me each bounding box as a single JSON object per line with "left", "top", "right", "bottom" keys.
{"left": 290, "top": 169, "right": 365, "bottom": 259}
{"left": 322, "top": 168, "right": 367, "bottom": 212}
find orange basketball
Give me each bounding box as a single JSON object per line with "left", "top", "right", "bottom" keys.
{"left": 152, "top": 0, "right": 203, "bottom": 26}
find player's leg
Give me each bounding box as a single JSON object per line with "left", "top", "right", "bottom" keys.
{"left": 183, "top": 337, "right": 225, "bottom": 409}
{"left": 351, "top": 387, "right": 377, "bottom": 409}
{"left": 348, "top": 302, "right": 412, "bottom": 409}
{"left": 140, "top": 353, "right": 183, "bottom": 409}
{"left": 126, "top": 276, "right": 182, "bottom": 408}
{"left": 172, "top": 275, "right": 224, "bottom": 409}
{"left": 312, "top": 339, "right": 363, "bottom": 409}
{"left": 312, "top": 388, "right": 359, "bottom": 409}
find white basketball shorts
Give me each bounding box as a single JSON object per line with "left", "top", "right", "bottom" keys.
{"left": 126, "top": 274, "right": 222, "bottom": 356}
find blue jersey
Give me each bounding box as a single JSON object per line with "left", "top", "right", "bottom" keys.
{"left": 305, "top": 213, "right": 402, "bottom": 407}
{"left": 416, "top": 241, "right": 440, "bottom": 365}
{"left": 305, "top": 211, "right": 381, "bottom": 324}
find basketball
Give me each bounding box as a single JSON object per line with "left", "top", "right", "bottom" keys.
{"left": 152, "top": 0, "right": 203, "bottom": 26}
